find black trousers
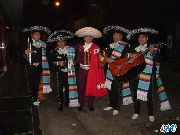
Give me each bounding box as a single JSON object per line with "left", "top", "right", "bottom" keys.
{"left": 130, "top": 76, "right": 153, "bottom": 116}
{"left": 109, "top": 79, "right": 122, "bottom": 111}
{"left": 27, "top": 65, "right": 42, "bottom": 101}
{"left": 57, "top": 70, "right": 69, "bottom": 105}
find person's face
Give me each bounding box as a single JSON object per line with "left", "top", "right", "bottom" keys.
{"left": 57, "top": 40, "right": 66, "bottom": 49}
{"left": 31, "top": 32, "right": 41, "bottom": 41}
{"left": 113, "top": 32, "right": 122, "bottom": 42}
{"left": 138, "top": 35, "right": 148, "bottom": 45}
{"left": 84, "top": 35, "right": 93, "bottom": 44}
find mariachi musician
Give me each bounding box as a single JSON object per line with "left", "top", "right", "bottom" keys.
{"left": 48, "top": 30, "right": 80, "bottom": 111}
{"left": 126, "top": 27, "right": 171, "bottom": 122}
{"left": 22, "top": 25, "right": 51, "bottom": 106}
{"left": 74, "top": 27, "right": 108, "bottom": 112}
{"left": 102, "top": 25, "right": 133, "bottom": 116}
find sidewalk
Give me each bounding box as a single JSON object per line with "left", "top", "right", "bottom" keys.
{"left": 0, "top": 58, "right": 42, "bottom": 134}
{"left": 38, "top": 60, "right": 180, "bottom": 135}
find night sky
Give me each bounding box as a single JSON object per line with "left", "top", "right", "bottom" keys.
{"left": 23, "top": 0, "right": 86, "bottom": 29}
{"left": 22, "top": 0, "right": 180, "bottom": 39}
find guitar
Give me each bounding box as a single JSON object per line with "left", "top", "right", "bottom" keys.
{"left": 109, "top": 42, "right": 164, "bottom": 82}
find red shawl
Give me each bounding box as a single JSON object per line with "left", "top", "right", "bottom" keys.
{"left": 85, "top": 44, "right": 108, "bottom": 97}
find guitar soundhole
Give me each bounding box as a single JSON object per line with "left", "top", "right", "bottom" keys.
{"left": 116, "top": 65, "right": 121, "bottom": 70}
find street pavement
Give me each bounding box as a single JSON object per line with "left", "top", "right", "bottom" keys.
{"left": 0, "top": 54, "right": 180, "bottom": 135}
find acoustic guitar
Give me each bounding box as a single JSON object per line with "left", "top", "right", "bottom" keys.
{"left": 109, "top": 42, "right": 164, "bottom": 82}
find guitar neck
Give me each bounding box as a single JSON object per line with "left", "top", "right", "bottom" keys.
{"left": 141, "top": 49, "right": 149, "bottom": 55}
{"left": 135, "top": 49, "right": 149, "bottom": 58}
{"left": 137, "top": 42, "right": 164, "bottom": 57}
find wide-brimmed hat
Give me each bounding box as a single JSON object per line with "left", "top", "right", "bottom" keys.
{"left": 22, "top": 25, "right": 51, "bottom": 35}
{"left": 103, "top": 25, "right": 130, "bottom": 35}
{"left": 46, "top": 30, "right": 74, "bottom": 42}
{"left": 126, "top": 27, "right": 158, "bottom": 40}
{"left": 74, "top": 27, "right": 102, "bottom": 38}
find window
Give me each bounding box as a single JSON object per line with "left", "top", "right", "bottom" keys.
{"left": 109, "top": 0, "right": 113, "bottom": 6}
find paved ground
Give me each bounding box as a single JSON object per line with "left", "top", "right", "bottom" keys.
{"left": 0, "top": 53, "right": 180, "bottom": 135}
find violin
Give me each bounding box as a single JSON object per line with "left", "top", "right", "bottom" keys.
{"left": 99, "top": 49, "right": 108, "bottom": 67}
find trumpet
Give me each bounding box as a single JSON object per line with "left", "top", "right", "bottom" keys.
{"left": 27, "top": 38, "right": 31, "bottom": 65}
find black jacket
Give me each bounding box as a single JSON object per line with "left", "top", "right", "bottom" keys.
{"left": 21, "top": 39, "right": 42, "bottom": 66}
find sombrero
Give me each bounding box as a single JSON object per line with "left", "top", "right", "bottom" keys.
{"left": 103, "top": 25, "right": 130, "bottom": 35}
{"left": 46, "top": 30, "right": 74, "bottom": 42}
{"left": 74, "top": 27, "right": 102, "bottom": 38}
{"left": 126, "top": 27, "right": 158, "bottom": 40}
{"left": 22, "top": 25, "right": 51, "bottom": 35}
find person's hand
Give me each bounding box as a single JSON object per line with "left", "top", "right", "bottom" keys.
{"left": 106, "top": 58, "right": 114, "bottom": 63}
{"left": 58, "top": 61, "right": 65, "bottom": 66}
{"left": 25, "top": 48, "right": 31, "bottom": 54}
{"left": 149, "top": 46, "right": 155, "bottom": 54}
{"left": 129, "top": 53, "right": 137, "bottom": 59}
{"left": 68, "top": 59, "right": 74, "bottom": 66}
{"left": 51, "top": 47, "right": 59, "bottom": 53}
{"left": 55, "top": 47, "right": 59, "bottom": 50}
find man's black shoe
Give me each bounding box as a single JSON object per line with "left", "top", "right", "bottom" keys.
{"left": 89, "top": 107, "right": 94, "bottom": 111}
{"left": 78, "top": 106, "right": 83, "bottom": 111}
{"left": 65, "top": 102, "right": 70, "bottom": 107}
{"left": 58, "top": 106, "right": 63, "bottom": 111}
{"left": 58, "top": 104, "right": 63, "bottom": 111}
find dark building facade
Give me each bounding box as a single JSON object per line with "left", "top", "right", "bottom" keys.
{"left": 0, "top": 0, "right": 23, "bottom": 76}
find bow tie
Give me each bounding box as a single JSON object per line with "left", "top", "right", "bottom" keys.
{"left": 135, "top": 45, "right": 148, "bottom": 52}
{"left": 32, "top": 41, "right": 41, "bottom": 48}
{"left": 57, "top": 48, "right": 68, "bottom": 55}
{"left": 109, "top": 42, "right": 119, "bottom": 49}
{"left": 83, "top": 43, "right": 92, "bottom": 52}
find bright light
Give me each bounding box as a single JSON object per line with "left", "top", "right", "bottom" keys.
{"left": 55, "top": 2, "right": 60, "bottom": 7}
{"left": 91, "top": 3, "right": 97, "bottom": 7}
{"left": 4, "top": 26, "right": 9, "bottom": 29}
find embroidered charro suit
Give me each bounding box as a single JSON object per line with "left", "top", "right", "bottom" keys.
{"left": 129, "top": 43, "right": 162, "bottom": 116}
{"left": 21, "top": 39, "right": 42, "bottom": 102}
{"left": 51, "top": 47, "right": 69, "bottom": 106}
{"left": 51, "top": 46, "right": 79, "bottom": 108}
{"left": 105, "top": 41, "right": 131, "bottom": 110}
